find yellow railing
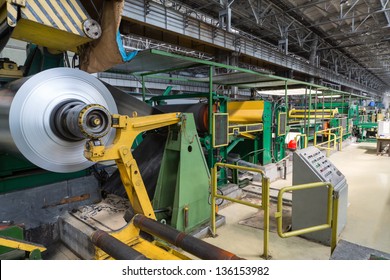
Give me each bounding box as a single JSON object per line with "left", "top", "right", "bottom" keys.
{"left": 275, "top": 182, "right": 339, "bottom": 254}
{"left": 210, "top": 163, "right": 271, "bottom": 259}
{"left": 289, "top": 108, "right": 339, "bottom": 119}
{"left": 314, "top": 126, "right": 343, "bottom": 156}
{"left": 294, "top": 133, "right": 308, "bottom": 148}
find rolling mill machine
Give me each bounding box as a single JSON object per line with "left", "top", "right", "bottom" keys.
{"left": 0, "top": 0, "right": 291, "bottom": 260}
{"left": 0, "top": 67, "right": 243, "bottom": 260}
{"left": 0, "top": 0, "right": 241, "bottom": 260}
{"left": 149, "top": 95, "right": 288, "bottom": 171}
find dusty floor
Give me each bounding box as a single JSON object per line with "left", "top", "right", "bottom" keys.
{"left": 203, "top": 142, "right": 390, "bottom": 260}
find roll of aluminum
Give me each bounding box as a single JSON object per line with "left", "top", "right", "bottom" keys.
{"left": 0, "top": 67, "right": 117, "bottom": 173}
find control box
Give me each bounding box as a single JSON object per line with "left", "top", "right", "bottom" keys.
{"left": 292, "top": 146, "right": 348, "bottom": 245}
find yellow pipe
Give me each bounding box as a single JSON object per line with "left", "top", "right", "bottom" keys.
{"left": 288, "top": 108, "right": 338, "bottom": 119}
{"left": 0, "top": 236, "right": 46, "bottom": 252}
{"left": 214, "top": 194, "right": 262, "bottom": 209}
{"left": 331, "top": 196, "right": 339, "bottom": 254}
{"left": 276, "top": 182, "right": 333, "bottom": 238}
{"left": 215, "top": 162, "right": 266, "bottom": 175}
{"left": 314, "top": 126, "right": 343, "bottom": 156}
{"left": 290, "top": 109, "right": 337, "bottom": 113}
{"left": 294, "top": 134, "right": 308, "bottom": 148}
{"left": 280, "top": 224, "right": 331, "bottom": 238}
{"left": 211, "top": 162, "right": 270, "bottom": 258}
{"left": 262, "top": 176, "right": 270, "bottom": 259}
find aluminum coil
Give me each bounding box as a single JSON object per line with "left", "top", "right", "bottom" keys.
{"left": 1, "top": 67, "right": 117, "bottom": 173}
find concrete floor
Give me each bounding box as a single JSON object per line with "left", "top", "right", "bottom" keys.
{"left": 203, "top": 142, "right": 390, "bottom": 260}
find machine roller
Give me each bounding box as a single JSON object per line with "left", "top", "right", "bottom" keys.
{"left": 0, "top": 67, "right": 117, "bottom": 173}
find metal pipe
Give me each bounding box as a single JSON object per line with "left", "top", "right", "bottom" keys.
{"left": 276, "top": 182, "right": 333, "bottom": 238}
{"left": 211, "top": 162, "right": 270, "bottom": 258}
{"left": 91, "top": 230, "right": 149, "bottom": 260}
{"left": 227, "top": 155, "right": 263, "bottom": 169}
{"left": 262, "top": 176, "right": 270, "bottom": 259}
{"left": 132, "top": 214, "right": 244, "bottom": 260}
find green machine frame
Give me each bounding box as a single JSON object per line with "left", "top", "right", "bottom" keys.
{"left": 152, "top": 113, "right": 211, "bottom": 233}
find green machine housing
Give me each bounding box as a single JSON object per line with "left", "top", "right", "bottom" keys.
{"left": 152, "top": 113, "right": 211, "bottom": 233}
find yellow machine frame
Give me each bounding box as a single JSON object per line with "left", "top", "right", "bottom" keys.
{"left": 84, "top": 112, "right": 192, "bottom": 259}
{"left": 1, "top": 0, "right": 96, "bottom": 52}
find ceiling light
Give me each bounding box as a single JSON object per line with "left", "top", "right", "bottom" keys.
{"left": 256, "top": 88, "right": 322, "bottom": 96}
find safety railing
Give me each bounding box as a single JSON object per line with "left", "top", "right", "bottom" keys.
{"left": 288, "top": 108, "right": 339, "bottom": 119}
{"left": 275, "top": 182, "right": 339, "bottom": 254}
{"left": 294, "top": 133, "right": 308, "bottom": 149}
{"left": 314, "top": 126, "right": 343, "bottom": 156}
{"left": 210, "top": 163, "right": 271, "bottom": 259}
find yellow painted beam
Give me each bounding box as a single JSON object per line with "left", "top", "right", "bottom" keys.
{"left": 0, "top": 236, "right": 46, "bottom": 252}
{"left": 12, "top": 19, "right": 90, "bottom": 52}
{"left": 132, "top": 240, "right": 186, "bottom": 260}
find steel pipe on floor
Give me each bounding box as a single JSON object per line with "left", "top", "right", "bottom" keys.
{"left": 91, "top": 230, "right": 149, "bottom": 260}
{"left": 133, "top": 214, "right": 244, "bottom": 260}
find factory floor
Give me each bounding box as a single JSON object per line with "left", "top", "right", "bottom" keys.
{"left": 44, "top": 141, "right": 389, "bottom": 260}
{"left": 203, "top": 142, "right": 390, "bottom": 260}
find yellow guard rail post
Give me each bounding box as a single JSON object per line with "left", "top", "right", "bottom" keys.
{"left": 294, "top": 133, "right": 308, "bottom": 149}
{"left": 275, "top": 182, "right": 339, "bottom": 254}
{"left": 210, "top": 163, "right": 271, "bottom": 259}
{"left": 314, "top": 126, "right": 343, "bottom": 157}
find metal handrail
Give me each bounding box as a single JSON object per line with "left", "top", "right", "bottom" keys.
{"left": 275, "top": 182, "right": 338, "bottom": 254}
{"left": 314, "top": 126, "right": 343, "bottom": 156}
{"left": 294, "top": 133, "right": 308, "bottom": 148}
{"left": 210, "top": 162, "right": 271, "bottom": 259}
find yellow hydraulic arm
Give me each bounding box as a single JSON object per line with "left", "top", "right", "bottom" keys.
{"left": 77, "top": 108, "right": 243, "bottom": 260}
{"left": 84, "top": 112, "right": 181, "bottom": 220}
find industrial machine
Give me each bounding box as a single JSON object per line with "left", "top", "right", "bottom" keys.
{"left": 152, "top": 96, "right": 287, "bottom": 165}
{"left": 0, "top": 0, "right": 288, "bottom": 260}
{"left": 147, "top": 94, "right": 288, "bottom": 191}
{"left": 288, "top": 107, "right": 338, "bottom": 145}
{"left": 0, "top": 225, "right": 46, "bottom": 260}
{"left": 353, "top": 106, "right": 379, "bottom": 142}
{"left": 0, "top": 66, "right": 242, "bottom": 259}
{"left": 292, "top": 146, "right": 348, "bottom": 245}
{"left": 227, "top": 100, "right": 287, "bottom": 165}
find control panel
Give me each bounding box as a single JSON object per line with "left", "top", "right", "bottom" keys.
{"left": 292, "top": 146, "right": 348, "bottom": 245}
{"left": 298, "top": 148, "right": 344, "bottom": 187}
